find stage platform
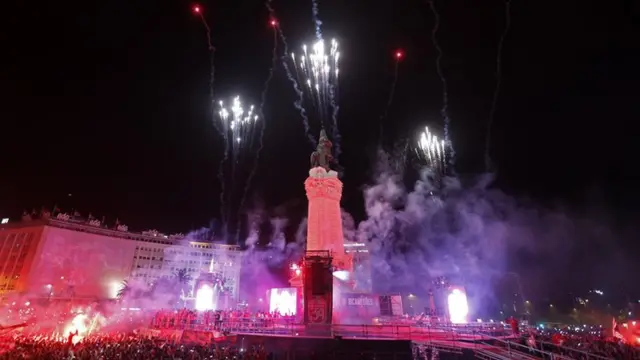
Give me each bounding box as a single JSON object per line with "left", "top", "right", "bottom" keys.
{"left": 139, "top": 323, "right": 520, "bottom": 360}
{"left": 238, "top": 335, "right": 413, "bottom": 360}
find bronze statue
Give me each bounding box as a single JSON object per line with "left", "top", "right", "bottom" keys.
{"left": 310, "top": 129, "right": 334, "bottom": 171}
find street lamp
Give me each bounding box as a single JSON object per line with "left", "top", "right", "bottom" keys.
{"left": 506, "top": 272, "right": 526, "bottom": 316}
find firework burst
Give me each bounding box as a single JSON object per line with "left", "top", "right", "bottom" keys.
{"left": 291, "top": 38, "right": 340, "bottom": 134}
{"left": 417, "top": 126, "right": 447, "bottom": 175}
{"left": 218, "top": 96, "right": 259, "bottom": 157}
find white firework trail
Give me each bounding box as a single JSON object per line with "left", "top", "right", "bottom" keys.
{"left": 264, "top": 1, "right": 316, "bottom": 147}
{"left": 485, "top": 0, "right": 512, "bottom": 171}
{"left": 217, "top": 96, "right": 259, "bottom": 233}
{"left": 291, "top": 39, "right": 341, "bottom": 152}
{"left": 218, "top": 97, "right": 259, "bottom": 157}
{"left": 428, "top": 0, "right": 455, "bottom": 167}
{"left": 235, "top": 24, "right": 278, "bottom": 243}
{"left": 310, "top": 0, "right": 323, "bottom": 40}
{"left": 417, "top": 126, "right": 447, "bottom": 176}
{"left": 379, "top": 52, "right": 403, "bottom": 147}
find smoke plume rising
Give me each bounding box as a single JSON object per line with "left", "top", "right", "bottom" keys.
{"left": 356, "top": 151, "right": 633, "bottom": 315}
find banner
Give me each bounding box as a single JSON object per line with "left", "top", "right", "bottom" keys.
{"left": 181, "top": 330, "right": 213, "bottom": 345}
{"left": 390, "top": 295, "right": 404, "bottom": 316}
{"left": 212, "top": 331, "right": 236, "bottom": 343}
{"left": 343, "top": 294, "right": 378, "bottom": 307}
{"left": 155, "top": 329, "right": 182, "bottom": 342}
{"left": 136, "top": 328, "right": 162, "bottom": 338}
{"left": 339, "top": 294, "right": 380, "bottom": 321}
{"left": 307, "top": 296, "right": 328, "bottom": 324}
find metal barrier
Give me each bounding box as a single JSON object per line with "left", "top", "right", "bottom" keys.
{"left": 535, "top": 340, "right": 612, "bottom": 360}
{"left": 476, "top": 333, "right": 600, "bottom": 360}
{"left": 412, "top": 341, "right": 464, "bottom": 359}
{"left": 415, "top": 323, "right": 512, "bottom": 337}
{"left": 152, "top": 320, "right": 297, "bottom": 336}
{"left": 161, "top": 321, "right": 616, "bottom": 360}
{"left": 151, "top": 320, "right": 513, "bottom": 342}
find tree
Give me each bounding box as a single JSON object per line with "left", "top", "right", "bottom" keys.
{"left": 173, "top": 269, "right": 192, "bottom": 297}
{"left": 117, "top": 280, "right": 130, "bottom": 299}
{"left": 174, "top": 268, "right": 192, "bottom": 283}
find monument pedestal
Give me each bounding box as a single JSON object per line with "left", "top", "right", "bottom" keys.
{"left": 301, "top": 130, "right": 355, "bottom": 325}
{"left": 302, "top": 251, "right": 333, "bottom": 326}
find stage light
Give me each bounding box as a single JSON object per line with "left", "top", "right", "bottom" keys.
{"left": 448, "top": 288, "right": 469, "bottom": 324}
{"left": 333, "top": 270, "right": 349, "bottom": 281}
{"left": 195, "top": 284, "right": 215, "bottom": 311}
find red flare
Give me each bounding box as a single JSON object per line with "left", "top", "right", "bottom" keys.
{"left": 270, "top": 19, "right": 278, "bottom": 27}
{"left": 395, "top": 50, "right": 404, "bottom": 60}
{"left": 192, "top": 4, "right": 201, "bottom": 14}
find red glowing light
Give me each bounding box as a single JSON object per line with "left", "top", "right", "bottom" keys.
{"left": 270, "top": 19, "right": 278, "bottom": 27}
{"left": 395, "top": 50, "right": 404, "bottom": 60}
{"left": 193, "top": 5, "right": 201, "bottom": 14}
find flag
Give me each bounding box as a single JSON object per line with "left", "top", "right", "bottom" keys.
{"left": 527, "top": 332, "right": 537, "bottom": 349}
{"left": 0, "top": 323, "right": 27, "bottom": 331}
{"left": 612, "top": 317, "right": 625, "bottom": 341}
{"left": 52, "top": 205, "right": 60, "bottom": 215}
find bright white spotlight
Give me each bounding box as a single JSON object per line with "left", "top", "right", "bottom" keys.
{"left": 195, "top": 284, "right": 215, "bottom": 311}
{"left": 268, "top": 288, "right": 297, "bottom": 315}
{"left": 333, "top": 270, "right": 350, "bottom": 281}
{"left": 448, "top": 288, "right": 469, "bottom": 324}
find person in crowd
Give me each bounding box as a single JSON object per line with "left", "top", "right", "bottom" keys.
{"left": 0, "top": 335, "right": 269, "bottom": 360}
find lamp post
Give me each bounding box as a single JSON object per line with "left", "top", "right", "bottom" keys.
{"left": 433, "top": 277, "right": 449, "bottom": 321}
{"left": 506, "top": 272, "right": 526, "bottom": 317}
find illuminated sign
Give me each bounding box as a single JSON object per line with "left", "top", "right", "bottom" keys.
{"left": 347, "top": 297, "right": 375, "bottom": 306}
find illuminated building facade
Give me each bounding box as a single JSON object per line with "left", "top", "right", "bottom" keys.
{"left": 0, "top": 218, "right": 242, "bottom": 302}
{"left": 141, "top": 239, "right": 242, "bottom": 301}
{"left": 0, "top": 224, "right": 45, "bottom": 294}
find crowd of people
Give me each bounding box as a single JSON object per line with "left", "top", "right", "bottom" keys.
{"left": 519, "top": 327, "right": 640, "bottom": 359}
{"left": 0, "top": 334, "right": 270, "bottom": 360}
{"left": 151, "top": 309, "right": 296, "bottom": 332}
{"left": 3, "top": 299, "right": 640, "bottom": 359}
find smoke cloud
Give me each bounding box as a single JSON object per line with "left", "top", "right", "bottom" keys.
{"left": 355, "top": 151, "right": 635, "bottom": 315}
{"left": 237, "top": 210, "right": 307, "bottom": 308}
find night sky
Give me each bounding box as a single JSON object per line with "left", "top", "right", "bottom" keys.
{"left": 2, "top": 0, "right": 639, "bottom": 287}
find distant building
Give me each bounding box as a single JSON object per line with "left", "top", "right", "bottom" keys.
{"left": 0, "top": 217, "right": 242, "bottom": 302}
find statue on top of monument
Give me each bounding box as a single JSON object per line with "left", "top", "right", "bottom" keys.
{"left": 310, "top": 129, "right": 334, "bottom": 171}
